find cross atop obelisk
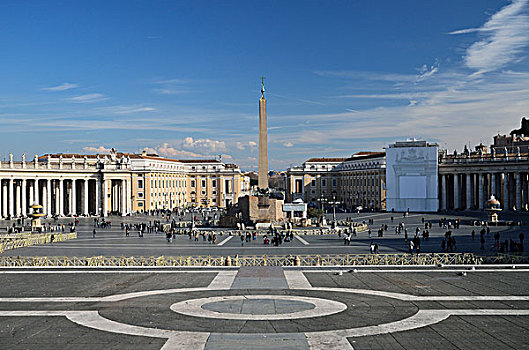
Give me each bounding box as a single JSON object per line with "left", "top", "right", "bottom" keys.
{"left": 258, "top": 77, "right": 268, "bottom": 190}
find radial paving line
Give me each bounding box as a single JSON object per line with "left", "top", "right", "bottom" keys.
{"left": 206, "top": 270, "right": 237, "bottom": 289}
{"left": 295, "top": 235, "right": 310, "bottom": 245}
{"left": 0, "top": 310, "right": 208, "bottom": 350}
{"left": 304, "top": 309, "right": 529, "bottom": 346}
{"left": 216, "top": 235, "right": 233, "bottom": 246}
{"left": 284, "top": 270, "right": 312, "bottom": 289}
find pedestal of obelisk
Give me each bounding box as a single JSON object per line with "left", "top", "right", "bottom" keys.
{"left": 258, "top": 95, "right": 268, "bottom": 189}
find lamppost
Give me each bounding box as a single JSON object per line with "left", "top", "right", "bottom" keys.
{"left": 328, "top": 190, "right": 341, "bottom": 229}
{"left": 317, "top": 194, "right": 327, "bottom": 225}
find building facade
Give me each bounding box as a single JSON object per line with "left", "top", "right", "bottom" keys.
{"left": 0, "top": 152, "right": 132, "bottom": 219}
{"left": 438, "top": 148, "right": 529, "bottom": 211}
{"left": 286, "top": 158, "right": 345, "bottom": 205}
{"left": 286, "top": 153, "right": 386, "bottom": 211}
{"left": 0, "top": 149, "right": 250, "bottom": 219}
{"left": 386, "top": 140, "right": 439, "bottom": 212}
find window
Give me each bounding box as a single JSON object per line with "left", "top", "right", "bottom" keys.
{"left": 191, "top": 180, "right": 196, "bottom": 187}
{"left": 138, "top": 192, "right": 144, "bottom": 198}
{"left": 321, "top": 179, "right": 326, "bottom": 187}
{"left": 332, "top": 179, "right": 337, "bottom": 187}
{"left": 201, "top": 190, "right": 206, "bottom": 195}
{"left": 212, "top": 180, "right": 216, "bottom": 187}
{"left": 311, "top": 180, "right": 316, "bottom": 186}
{"left": 138, "top": 179, "right": 143, "bottom": 189}
{"left": 138, "top": 202, "right": 143, "bottom": 207}
{"left": 202, "top": 179, "right": 206, "bottom": 187}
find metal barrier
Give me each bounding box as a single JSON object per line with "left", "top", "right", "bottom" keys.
{"left": 0, "top": 232, "right": 77, "bottom": 254}
{"left": 173, "top": 227, "right": 369, "bottom": 236}
{"left": 0, "top": 252, "right": 500, "bottom": 267}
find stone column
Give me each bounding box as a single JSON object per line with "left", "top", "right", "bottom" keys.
{"left": 453, "top": 174, "right": 459, "bottom": 210}
{"left": 440, "top": 174, "right": 447, "bottom": 210}
{"left": 126, "top": 178, "right": 132, "bottom": 215}
{"left": 2, "top": 181, "right": 6, "bottom": 218}
{"left": 34, "top": 179, "right": 40, "bottom": 205}
{"left": 59, "top": 179, "right": 64, "bottom": 216}
{"left": 71, "top": 180, "right": 76, "bottom": 216}
{"left": 21, "top": 179, "right": 26, "bottom": 217}
{"left": 15, "top": 181, "right": 21, "bottom": 217}
{"left": 46, "top": 180, "right": 51, "bottom": 217}
{"left": 522, "top": 173, "right": 529, "bottom": 210}
{"left": 121, "top": 179, "right": 126, "bottom": 216}
{"left": 466, "top": 173, "right": 471, "bottom": 210}
{"left": 29, "top": 182, "right": 34, "bottom": 207}
{"left": 103, "top": 179, "right": 108, "bottom": 217}
{"left": 42, "top": 182, "right": 47, "bottom": 216}
{"left": 503, "top": 173, "right": 509, "bottom": 210}
{"left": 8, "top": 178, "right": 14, "bottom": 218}
{"left": 55, "top": 181, "right": 60, "bottom": 215}
{"left": 84, "top": 179, "right": 89, "bottom": 215}
{"left": 491, "top": 173, "right": 496, "bottom": 198}
{"left": 95, "top": 179, "right": 100, "bottom": 216}
{"left": 516, "top": 172, "right": 522, "bottom": 211}
{"left": 478, "top": 174, "right": 484, "bottom": 209}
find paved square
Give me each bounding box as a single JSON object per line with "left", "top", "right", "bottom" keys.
{"left": 0, "top": 266, "right": 528, "bottom": 349}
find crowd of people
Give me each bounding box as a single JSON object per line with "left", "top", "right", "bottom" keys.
{"left": 64, "top": 211, "right": 529, "bottom": 257}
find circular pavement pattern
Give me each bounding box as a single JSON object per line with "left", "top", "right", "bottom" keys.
{"left": 170, "top": 295, "right": 346, "bottom": 320}
{"left": 98, "top": 289, "right": 419, "bottom": 333}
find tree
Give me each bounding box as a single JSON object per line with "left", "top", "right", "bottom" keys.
{"left": 308, "top": 207, "right": 323, "bottom": 219}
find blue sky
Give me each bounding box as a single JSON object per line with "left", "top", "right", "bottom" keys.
{"left": 1, "top": 0, "right": 528, "bottom": 170}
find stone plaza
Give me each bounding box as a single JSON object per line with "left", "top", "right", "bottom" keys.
{"left": 0, "top": 211, "right": 528, "bottom": 349}
{"left": 1, "top": 264, "right": 529, "bottom": 349}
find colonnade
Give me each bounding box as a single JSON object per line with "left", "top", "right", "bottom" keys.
{"left": 439, "top": 172, "right": 529, "bottom": 211}
{"left": 0, "top": 177, "right": 131, "bottom": 218}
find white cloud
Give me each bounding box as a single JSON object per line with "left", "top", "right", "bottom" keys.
{"left": 283, "top": 142, "right": 294, "bottom": 147}
{"left": 144, "top": 137, "right": 231, "bottom": 160}
{"left": 314, "top": 70, "right": 417, "bottom": 82}
{"left": 143, "top": 144, "right": 203, "bottom": 158}
{"left": 101, "top": 105, "right": 156, "bottom": 114}
{"left": 42, "top": 82, "right": 78, "bottom": 91}
{"left": 416, "top": 61, "right": 440, "bottom": 81}
{"left": 236, "top": 141, "right": 257, "bottom": 150}
{"left": 450, "top": 0, "right": 529, "bottom": 74}
{"left": 67, "top": 93, "right": 107, "bottom": 103}
{"left": 153, "top": 88, "right": 189, "bottom": 95}
{"left": 183, "top": 137, "right": 226, "bottom": 154}
{"left": 82, "top": 146, "right": 112, "bottom": 153}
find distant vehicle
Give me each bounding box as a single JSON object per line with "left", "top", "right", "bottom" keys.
{"left": 355, "top": 206, "right": 363, "bottom": 212}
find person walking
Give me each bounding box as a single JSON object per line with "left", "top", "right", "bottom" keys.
{"left": 92, "top": 229, "right": 96, "bottom": 238}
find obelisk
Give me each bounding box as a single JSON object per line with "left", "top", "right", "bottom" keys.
{"left": 258, "top": 77, "right": 269, "bottom": 190}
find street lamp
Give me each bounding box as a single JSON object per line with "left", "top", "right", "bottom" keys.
{"left": 316, "top": 194, "right": 327, "bottom": 225}
{"left": 328, "top": 190, "right": 341, "bottom": 229}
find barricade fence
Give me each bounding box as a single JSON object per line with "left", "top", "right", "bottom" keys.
{"left": 0, "top": 252, "right": 526, "bottom": 267}
{"left": 171, "top": 226, "right": 369, "bottom": 236}
{"left": 0, "top": 232, "right": 77, "bottom": 254}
